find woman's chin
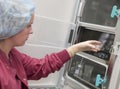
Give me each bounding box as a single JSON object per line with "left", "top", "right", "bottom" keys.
{"left": 16, "top": 42, "right": 26, "bottom": 47}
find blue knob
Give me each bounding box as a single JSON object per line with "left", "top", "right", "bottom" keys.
{"left": 111, "top": 5, "right": 120, "bottom": 18}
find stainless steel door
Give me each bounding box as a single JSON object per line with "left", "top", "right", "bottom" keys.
{"left": 64, "top": 0, "right": 119, "bottom": 89}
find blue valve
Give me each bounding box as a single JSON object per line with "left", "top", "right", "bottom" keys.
{"left": 95, "top": 74, "right": 106, "bottom": 87}
{"left": 111, "top": 5, "right": 120, "bottom": 18}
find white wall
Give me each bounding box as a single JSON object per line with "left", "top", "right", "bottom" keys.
{"left": 31, "top": 0, "right": 77, "bottom": 22}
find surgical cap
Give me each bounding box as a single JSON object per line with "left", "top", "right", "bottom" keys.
{"left": 0, "top": 0, "right": 35, "bottom": 40}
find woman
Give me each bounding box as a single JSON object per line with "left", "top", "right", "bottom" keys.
{"left": 0, "top": 0, "right": 101, "bottom": 89}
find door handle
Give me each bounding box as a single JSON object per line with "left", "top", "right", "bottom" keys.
{"left": 111, "top": 5, "right": 120, "bottom": 18}
{"left": 68, "top": 29, "right": 74, "bottom": 44}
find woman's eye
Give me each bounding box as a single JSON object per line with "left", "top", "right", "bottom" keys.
{"left": 27, "top": 25, "right": 32, "bottom": 28}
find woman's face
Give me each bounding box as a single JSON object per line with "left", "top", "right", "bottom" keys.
{"left": 10, "top": 15, "right": 34, "bottom": 46}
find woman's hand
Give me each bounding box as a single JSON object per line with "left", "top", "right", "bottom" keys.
{"left": 66, "top": 40, "right": 101, "bottom": 57}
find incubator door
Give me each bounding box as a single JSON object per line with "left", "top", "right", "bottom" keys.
{"left": 79, "top": 0, "right": 120, "bottom": 27}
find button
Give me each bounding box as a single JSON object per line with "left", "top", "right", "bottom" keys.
{"left": 6, "top": 66, "right": 9, "bottom": 69}
{"left": 23, "top": 78, "right": 26, "bottom": 81}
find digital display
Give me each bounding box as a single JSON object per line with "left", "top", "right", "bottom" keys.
{"left": 75, "top": 27, "right": 115, "bottom": 61}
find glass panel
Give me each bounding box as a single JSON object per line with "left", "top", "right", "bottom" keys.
{"left": 68, "top": 54, "right": 107, "bottom": 89}
{"left": 75, "top": 26, "right": 115, "bottom": 62}
{"left": 80, "top": 0, "right": 120, "bottom": 27}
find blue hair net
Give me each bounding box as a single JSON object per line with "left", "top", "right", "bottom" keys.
{"left": 0, "top": 0, "right": 35, "bottom": 40}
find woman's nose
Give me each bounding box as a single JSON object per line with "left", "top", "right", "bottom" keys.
{"left": 29, "top": 28, "right": 33, "bottom": 34}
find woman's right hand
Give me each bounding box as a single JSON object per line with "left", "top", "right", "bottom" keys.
{"left": 66, "top": 40, "right": 101, "bottom": 57}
